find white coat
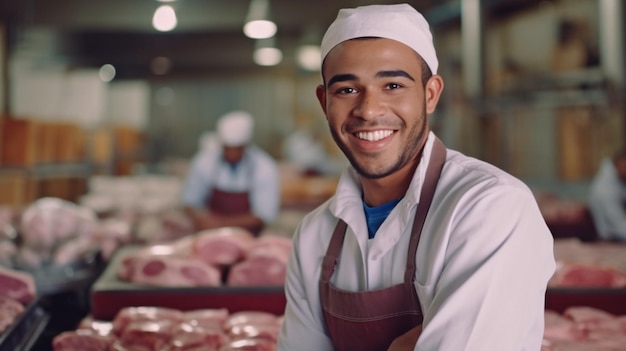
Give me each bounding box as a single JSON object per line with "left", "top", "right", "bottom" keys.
{"left": 588, "top": 158, "right": 626, "bottom": 241}
{"left": 278, "top": 132, "right": 556, "bottom": 351}
{"left": 180, "top": 145, "right": 280, "bottom": 224}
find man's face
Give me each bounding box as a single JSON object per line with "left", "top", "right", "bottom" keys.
{"left": 316, "top": 38, "right": 443, "bottom": 179}
{"left": 222, "top": 145, "right": 245, "bottom": 164}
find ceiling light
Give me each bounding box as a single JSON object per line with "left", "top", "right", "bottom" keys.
{"left": 99, "top": 64, "right": 116, "bottom": 82}
{"left": 253, "top": 37, "right": 282, "bottom": 66}
{"left": 296, "top": 45, "right": 321, "bottom": 71}
{"left": 244, "top": 0, "right": 277, "bottom": 39}
{"left": 152, "top": 5, "right": 177, "bottom": 32}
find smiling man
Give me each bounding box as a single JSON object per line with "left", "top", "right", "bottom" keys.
{"left": 277, "top": 4, "right": 555, "bottom": 351}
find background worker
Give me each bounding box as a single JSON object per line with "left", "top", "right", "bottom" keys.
{"left": 277, "top": 4, "right": 555, "bottom": 351}
{"left": 588, "top": 147, "right": 626, "bottom": 241}
{"left": 181, "top": 110, "right": 280, "bottom": 234}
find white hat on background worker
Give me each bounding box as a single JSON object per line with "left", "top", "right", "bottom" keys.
{"left": 320, "top": 3, "right": 439, "bottom": 74}
{"left": 217, "top": 111, "right": 254, "bottom": 147}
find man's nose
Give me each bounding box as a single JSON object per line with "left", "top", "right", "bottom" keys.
{"left": 353, "top": 90, "right": 386, "bottom": 120}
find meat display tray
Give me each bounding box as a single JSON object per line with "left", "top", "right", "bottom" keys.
{"left": 91, "top": 246, "right": 286, "bottom": 320}
{"left": 546, "top": 287, "right": 626, "bottom": 315}
{"left": 0, "top": 298, "right": 49, "bottom": 351}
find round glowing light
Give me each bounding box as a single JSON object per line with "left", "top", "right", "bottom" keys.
{"left": 243, "top": 20, "right": 277, "bottom": 39}
{"left": 296, "top": 45, "right": 321, "bottom": 71}
{"left": 152, "top": 5, "right": 177, "bottom": 32}
{"left": 253, "top": 47, "right": 282, "bottom": 66}
{"left": 99, "top": 64, "right": 116, "bottom": 82}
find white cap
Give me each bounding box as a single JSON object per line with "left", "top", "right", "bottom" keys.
{"left": 320, "top": 3, "right": 438, "bottom": 74}
{"left": 217, "top": 111, "right": 254, "bottom": 146}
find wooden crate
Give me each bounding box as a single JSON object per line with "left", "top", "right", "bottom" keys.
{"left": 0, "top": 117, "right": 42, "bottom": 167}
{"left": 0, "top": 171, "right": 37, "bottom": 207}
{"left": 54, "top": 122, "right": 85, "bottom": 163}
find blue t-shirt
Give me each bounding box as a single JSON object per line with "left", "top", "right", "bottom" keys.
{"left": 363, "top": 197, "right": 402, "bottom": 239}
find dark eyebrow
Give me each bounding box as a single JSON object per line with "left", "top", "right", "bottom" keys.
{"left": 327, "top": 73, "right": 358, "bottom": 87}
{"left": 376, "top": 70, "right": 415, "bottom": 81}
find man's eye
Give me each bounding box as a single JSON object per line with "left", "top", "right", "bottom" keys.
{"left": 386, "top": 83, "right": 402, "bottom": 89}
{"left": 336, "top": 87, "right": 357, "bottom": 94}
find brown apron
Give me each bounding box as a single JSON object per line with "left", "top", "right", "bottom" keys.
{"left": 205, "top": 159, "right": 253, "bottom": 215}
{"left": 319, "top": 138, "right": 446, "bottom": 351}
{"left": 207, "top": 188, "right": 250, "bottom": 215}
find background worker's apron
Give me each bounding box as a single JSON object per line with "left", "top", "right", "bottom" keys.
{"left": 205, "top": 160, "right": 253, "bottom": 215}
{"left": 319, "top": 138, "right": 446, "bottom": 351}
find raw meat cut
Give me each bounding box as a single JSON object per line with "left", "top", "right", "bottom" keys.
{"left": 162, "top": 322, "right": 229, "bottom": 351}
{"left": 0, "top": 266, "right": 36, "bottom": 304}
{"left": 121, "top": 255, "right": 222, "bottom": 288}
{"left": 112, "top": 306, "right": 184, "bottom": 335}
{"left": 228, "top": 241, "right": 289, "bottom": 286}
{"left": 549, "top": 263, "right": 626, "bottom": 288}
{"left": 193, "top": 227, "right": 256, "bottom": 266}
{"left": 0, "top": 295, "right": 25, "bottom": 333}
{"left": 218, "top": 338, "right": 276, "bottom": 351}
{"left": 52, "top": 329, "right": 115, "bottom": 351}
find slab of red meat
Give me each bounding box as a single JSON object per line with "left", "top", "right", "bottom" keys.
{"left": 227, "top": 324, "right": 281, "bottom": 342}
{"left": 227, "top": 242, "right": 289, "bottom": 287}
{"left": 161, "top": 322, "right": 229, "bottom": 351}
{"left": 77, "top": 315, "right": 114, "bottom": 337}
{"left": 247, "top": 236, "right": 292, "bottom": 258}
{"left": 0, "top": 266, "right": 36, "bottom": 304}
{"left": 0, "top": 295, "right": 25, "bottom": 333}
{"left": 52, "top": 329, "right": 115, "bottom": 351}
{"left": 183, "top": 308, "right": 230, "bottom": 329}
{"left": 217, "top": 338, "right": 277, "bottom": 351}
{"left": 113, "top": 306, "right": 185, "bottom": 335}
{"left": 193, "top": 227, "right": 256, "bottom": 266}
{"left": 223, "top": 311, "right": 280, "bottom": 331}
{"left": 543, "top": 310, "right": 586, "bottom": 341}
{"left": 118, "top": 319, "right": 176, "bottom": 350}
{"left": 549, "top": 263, "right": 626, "bottom": 288}
{"left": 124, "top": 255, "right": 222, "bottom": 288}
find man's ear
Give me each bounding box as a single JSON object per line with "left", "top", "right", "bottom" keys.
{"left": 425, "top": 75, "right": 444, "bottom": 115}
{"left": 315, "top": 84, "right": 327, "bottom": 115}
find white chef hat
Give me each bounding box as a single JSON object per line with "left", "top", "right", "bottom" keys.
{"left": 320, "top": 3, "right": 438, "bottom": 74}
{"left": 217, "top": 111, "right": 254, "bottom": 146}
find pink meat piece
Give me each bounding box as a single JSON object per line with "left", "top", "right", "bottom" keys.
{"left": 126, "top": 256, "right": 222, "bottom": 287}
{"left": 542, "top": 338, "right": 626, "bottom": 351}
{"left": 193, "top": 227, "right": 256, "bottom": 266}
{"left": 543, "top": 310, "right": 586, "bottom": 341}
{"left": 52, "top": 329, "right": 115, "bottom": 351}
{"left": 0, "top": 295, "right": 25, "bottom": 333}
{"left": 161, "top": 322, "right": 229, "bottom": 351}
{"left": 226, "top": 254, "right": 287, "bottom": 287}
{"left": 118, "top": 319, "right": 176, "bottom": 350}
{"left": 550, "top": 264, "right": 626, "bottom": 288}
{"left": 217, "top": 338, "right": 277, "bottom": 351}
{"left": 78, "top": 315, "right": 115, "bottom": 337}
{"left": 227, "top": 324, "right": 281, "bottom": 342}
{"left": 223, "top": 311, "right": 279, "bottom": 331}
{"left": 183, "top": 308, "right": 230, "bottom": 329}
{"left": 0, "top": 266, "right": 36, "bottom": 304}
{"left": 247, "top": 236, "right": 292, "bottom": 258}
{"left": 113, "top": 306, "right": 184, "bottom": 335}
{"left": 563, "top": 306, "right": 616, "bottom": 327}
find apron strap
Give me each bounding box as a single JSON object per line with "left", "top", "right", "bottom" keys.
{"left": 404, "top": 138, "right": 447, "bottom": 283}
{"left": 321, "top": 219, "right": 348, "bottom": 282}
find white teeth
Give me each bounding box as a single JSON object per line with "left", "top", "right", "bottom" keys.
{"left": 355, "top": 130, "right": 394, "bottom": 142}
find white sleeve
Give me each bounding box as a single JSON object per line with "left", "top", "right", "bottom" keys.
{"left": 180, "top": 153, "right": 214, "bottom": 208}
{"left": 415, "top": 186, "right": 555, "bottom": 351}
{"left": 277, "top": 225, "right": 334, "bottom": 351}
{"left": 250, "top": 154, "right": 281, "bottom": 224}
{"left": 589, "top": 181, "right": 626, "bottom": 240}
